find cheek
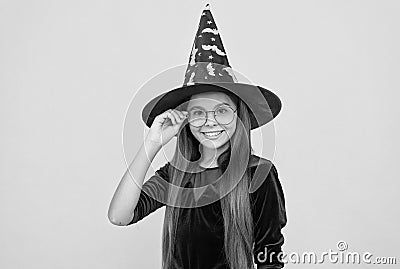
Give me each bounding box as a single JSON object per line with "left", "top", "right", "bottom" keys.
{"left": 189, "top": 126, "right": 200, "bottom": 137}
{"left": 226, "top": 120, "right": 237, "bottom": 135}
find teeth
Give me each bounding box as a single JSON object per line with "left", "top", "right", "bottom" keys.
{"left": 203, "top": 131, "right": 223, "bottom": 137}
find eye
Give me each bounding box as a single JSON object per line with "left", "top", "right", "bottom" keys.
{"left": 191, "top": 109, "right": 205, "bottom": 116}
{"left": 216, "top": 107, "right": 227, "bottom": 114}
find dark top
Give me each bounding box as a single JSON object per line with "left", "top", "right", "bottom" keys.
{"left": 128, "top": 155, "right": 287, "bottom": 269}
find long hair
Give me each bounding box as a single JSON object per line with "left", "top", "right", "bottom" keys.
{"left": 161, "top": 92, "right": 255, "bottom": 269}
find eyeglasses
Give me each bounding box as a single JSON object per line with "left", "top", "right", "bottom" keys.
{"left": 187, "top": 104, "right": 237, "bottom": 127}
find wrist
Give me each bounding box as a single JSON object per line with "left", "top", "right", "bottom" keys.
{"left": 144, "top": 138, "right": 162, "bottom": 153}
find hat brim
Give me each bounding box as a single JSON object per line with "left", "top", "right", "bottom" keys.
{"left": 141, "top": 82, "right": 282, "bottom": 130}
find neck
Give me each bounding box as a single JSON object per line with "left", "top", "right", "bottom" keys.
{"left": 199, "top": 143, "right": 229, "bottom": 166}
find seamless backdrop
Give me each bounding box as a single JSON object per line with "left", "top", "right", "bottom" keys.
{"left": 1, "top": 1, "right": 399, "bottom": 268}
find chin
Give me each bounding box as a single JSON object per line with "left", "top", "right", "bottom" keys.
{"left": 201, "top": 140, "right": 225, "bottom": 149}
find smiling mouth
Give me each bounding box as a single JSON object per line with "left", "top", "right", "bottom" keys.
{"left": 201, "top": 130, "right": 224, "bottom": 138}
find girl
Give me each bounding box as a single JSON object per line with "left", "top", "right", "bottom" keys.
{"left": 108, "top": 4, "right": 287, "bottom": 269}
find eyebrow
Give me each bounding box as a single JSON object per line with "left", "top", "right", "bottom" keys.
{"left": 188, "top": 102, "right": 233, "bottom": 110}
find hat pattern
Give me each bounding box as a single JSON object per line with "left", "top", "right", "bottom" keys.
{"left": 141, "top": 3, "right": 282, "bottom": 131}
{"left": 184, "top": 4, "right": 238, "bottom": 85}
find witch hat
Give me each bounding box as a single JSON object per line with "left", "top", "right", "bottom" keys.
{"left": 141, "top": 4, "right": 282, "bottom": 130}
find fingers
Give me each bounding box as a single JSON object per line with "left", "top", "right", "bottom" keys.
{"left": 165, "top": 109, "right": 188, "bottom": 125}
{"left": 170, "top": 110, "right": 184, "bottom": 122}
{"left": 166, "top": 110, "right": 177, "bottom": 125}
{"left": 176, "top": 110, "right": 189, "bottom": 119}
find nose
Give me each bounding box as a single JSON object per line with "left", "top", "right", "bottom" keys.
{"left": 204, "top": 111, "right": 218, "bottom": 126}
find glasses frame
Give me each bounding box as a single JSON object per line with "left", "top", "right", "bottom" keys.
{"left": 187, "top": 105, "right": 238, "bottom": 127}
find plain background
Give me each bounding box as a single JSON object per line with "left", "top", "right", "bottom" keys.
{"left": 1, "top": 0, "right": 399, "bottom": 268}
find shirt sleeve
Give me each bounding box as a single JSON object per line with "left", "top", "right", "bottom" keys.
{"left": 252, "top": 162, "right": 287, "bottom": 268}
{"left": 126, "top": 162, "right": 171, "bottom": 225}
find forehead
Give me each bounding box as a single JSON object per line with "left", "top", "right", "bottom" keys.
{"left": 187, "top": 92, "right": 234, "bottom": 109}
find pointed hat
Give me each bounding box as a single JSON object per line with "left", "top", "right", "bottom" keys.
{"left": 141, "top": 4, "right": 282, "bottom": 130}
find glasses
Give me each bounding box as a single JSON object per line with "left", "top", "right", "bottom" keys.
{"left": 187, "top": 104, "right": 237, "bottom": 127}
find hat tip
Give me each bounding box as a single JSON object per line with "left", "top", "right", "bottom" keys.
{"left": 204, "top": 3, "right": 210, "bottom": 10}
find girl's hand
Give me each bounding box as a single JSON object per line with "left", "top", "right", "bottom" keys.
{"left": 146, "top": 109, "right": 189, "bottom": 147}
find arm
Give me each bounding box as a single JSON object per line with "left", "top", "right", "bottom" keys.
{"left": 108, "top": 108, "right": 187, "bottom": 226}
{"left": 107, "top": 139, "right": 161, "bottom": 226}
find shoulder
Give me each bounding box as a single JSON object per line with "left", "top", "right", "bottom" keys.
{"left": 248, "top": 154, "right": 278, "bottom": 194}
{"left": 248, "top": 154, "right": 273, "bottom": 169}
{"left": 154, "top": 162, "right": 171, "bottom": 183}
{"left": 248, "top": 154, "right": 276, "bottom": 178}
